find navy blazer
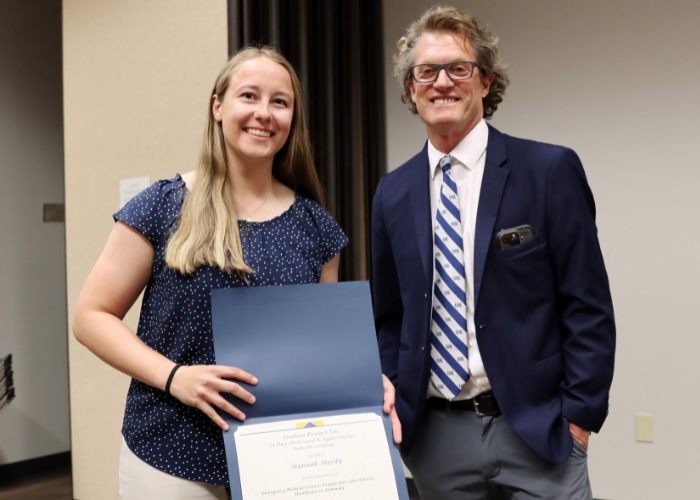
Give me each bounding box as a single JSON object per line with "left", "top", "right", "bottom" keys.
{"left": 371, "top": 125, "right": 615, "bottom": 463}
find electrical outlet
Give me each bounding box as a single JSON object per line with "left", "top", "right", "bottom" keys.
{"left": 635, "top": 413, "right": 654, "bottom": 443}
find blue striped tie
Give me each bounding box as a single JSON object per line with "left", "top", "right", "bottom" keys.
{"left": 430, "top": 155, "right": 469, "bottom": 399}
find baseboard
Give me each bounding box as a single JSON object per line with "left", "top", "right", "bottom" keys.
{"left": 0, "top": 451, "right": 71, "bottom": 486}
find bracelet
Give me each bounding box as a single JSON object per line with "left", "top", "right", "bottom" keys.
{"left": 164, "top": 364, "right": 182, "bottom": 396}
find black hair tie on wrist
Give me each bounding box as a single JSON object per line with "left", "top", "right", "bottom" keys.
{"left": 165, "top": 364, "right": 182, "bottom": 396}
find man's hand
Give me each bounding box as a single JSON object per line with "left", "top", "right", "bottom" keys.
{"left": 569, "top": 421, "right": 590, "bottom": 452}
{"left": 382, "top": 374, "right": 402, "bottom": 445}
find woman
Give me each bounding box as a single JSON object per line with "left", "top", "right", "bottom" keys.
{"left": 73, "top": 46, "right": 350, "bottom": 499}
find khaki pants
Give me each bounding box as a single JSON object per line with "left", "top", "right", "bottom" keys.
{"left": 119, "top": 437, "right": 228, "bottom": 500}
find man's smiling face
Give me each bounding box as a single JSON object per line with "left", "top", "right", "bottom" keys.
{"left": 409, "top": 31, "right": 491, "bottom": 151}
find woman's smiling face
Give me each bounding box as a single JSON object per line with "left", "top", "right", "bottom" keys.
{"left": 212, "top": 56, "right": 294, "bottom": 166}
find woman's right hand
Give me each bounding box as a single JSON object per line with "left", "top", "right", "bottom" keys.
{"left": 168, "top": 364, "right": 258, "bottom": 431}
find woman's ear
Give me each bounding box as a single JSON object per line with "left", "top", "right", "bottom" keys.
{"left": 212, "top": 94, "right": 222, "bottom": 122}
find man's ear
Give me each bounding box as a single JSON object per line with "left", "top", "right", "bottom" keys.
{"left": 480, "top": 75, "right": 493, "bottom": 98}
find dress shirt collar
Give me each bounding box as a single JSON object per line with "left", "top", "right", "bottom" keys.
{"left": 428, "top": 119, "right": 489, "bottom": 179}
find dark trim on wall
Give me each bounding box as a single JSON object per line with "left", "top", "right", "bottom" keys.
{"left": 0, "top": 451, "right": 71, "bottom": 486}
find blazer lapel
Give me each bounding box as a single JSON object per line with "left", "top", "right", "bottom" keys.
{"left": 474, "top": 126, "right": 509, "bottom": 308}
{"left": 406, "top": 144, "right": 433, "bottom": 284}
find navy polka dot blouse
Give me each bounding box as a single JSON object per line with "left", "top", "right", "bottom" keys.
{"left": 113, "top": 174, "right": 348, "bottom": 485}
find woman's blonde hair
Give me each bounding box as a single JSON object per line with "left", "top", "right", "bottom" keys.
{"left": 165, "top": 46, "right": 323, "bottom": 278}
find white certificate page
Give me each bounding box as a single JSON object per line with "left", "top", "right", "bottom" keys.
{"left": 234, "top": 412, "right": 399, "bottom": 499}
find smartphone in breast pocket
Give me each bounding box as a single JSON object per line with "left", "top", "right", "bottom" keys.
{"left": 496, "top": 224, "right": 535, "bottom": 250}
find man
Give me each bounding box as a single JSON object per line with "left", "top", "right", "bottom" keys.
{"left": 372, "top": 5, "right": 615, "bottom": 499}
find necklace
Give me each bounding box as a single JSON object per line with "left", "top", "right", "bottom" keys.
{"left": 235, "top": 190, "right": 273, "bottom": 223}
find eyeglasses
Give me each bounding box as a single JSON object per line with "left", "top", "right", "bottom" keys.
{"left": 409, "top": 61, "right": 480, "bottom": 83}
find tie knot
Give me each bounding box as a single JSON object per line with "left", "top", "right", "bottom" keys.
{"left": 439, "top": 155, "right": 452, "bottom": 174}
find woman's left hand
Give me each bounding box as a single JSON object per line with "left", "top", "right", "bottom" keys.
{"left": 382, "top": 374, "right": 402, "bottom": 445}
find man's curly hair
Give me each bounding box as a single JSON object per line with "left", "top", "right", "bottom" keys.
{"left": 394, "top": 5, "right": 510, "bottom": 119}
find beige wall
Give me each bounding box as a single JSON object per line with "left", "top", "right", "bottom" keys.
{"left": 383, "top": 1, "right": 700, "bottom": 499}
{"left": 63, "top": 1, "right": 228, "bottom": 497}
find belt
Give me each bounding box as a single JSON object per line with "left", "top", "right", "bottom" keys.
{"left": 427, "top": 391, "right": 501, "bottom": 417}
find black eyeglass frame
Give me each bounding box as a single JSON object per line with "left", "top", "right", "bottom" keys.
{"left": 409, "top": 60, "right": 481, "bottom": 83}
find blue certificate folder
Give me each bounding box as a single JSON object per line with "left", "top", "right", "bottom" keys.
{"left": 211, "top": 281, "right": 408, "bottom": 499}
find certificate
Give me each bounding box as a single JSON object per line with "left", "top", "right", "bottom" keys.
{"left": 211, "top": 282, "right": 409, "bottom": 499}
{"left": 235, "top": 413, "right": 399, "bottom": 499}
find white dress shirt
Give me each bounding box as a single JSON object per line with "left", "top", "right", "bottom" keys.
{"left": 426, "top": 119, "right": 492, "bottom": 400}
